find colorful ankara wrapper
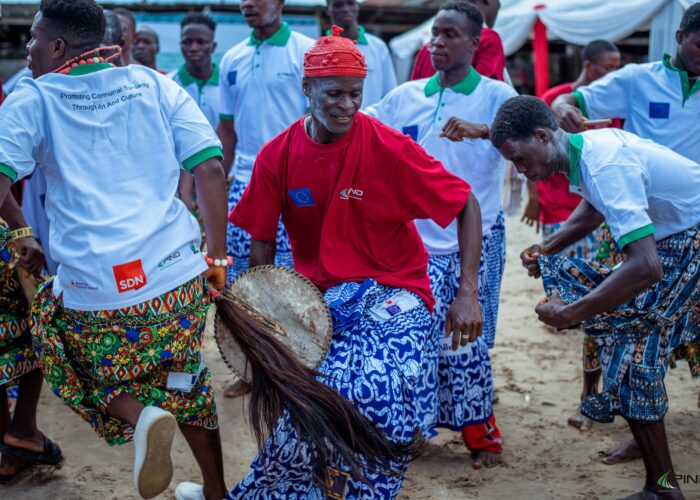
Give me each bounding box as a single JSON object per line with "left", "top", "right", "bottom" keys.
{"left": 423, "top": 214, "right": 504, "bottom": 433}
{"left": 226, "top": 179, "right": 293, "bottom": 285}
{"left": 31, "top": 276, "right": 217, "bottom": 445}
{"left": 303, "top": 25, "right": 367, "bottom": 79}
{"left": 227, "top": 279, "right": 430, "bottom": 499}
{"left": 0, "top": 221, "right": 39, "bottom": 385}
{"left": 539, "top": 222, "right": 700, "bottom": 422}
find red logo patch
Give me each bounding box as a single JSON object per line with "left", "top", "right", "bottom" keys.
{"left": 113, "top": 259, "right": 147, "bottom": 293}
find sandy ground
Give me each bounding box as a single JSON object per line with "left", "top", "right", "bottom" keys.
{"left": 5, "top": 215, "right": 699, "bottom": 499}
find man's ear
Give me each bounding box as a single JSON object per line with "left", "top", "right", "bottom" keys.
{"left": 53, "top": 37, "right": 68, "bottom": 61}
{"left": 302, "top": 77, "right": 311, "bottom": 98}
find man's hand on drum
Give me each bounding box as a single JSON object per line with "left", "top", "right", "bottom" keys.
{"left": 445, "top": 291, "right": 483, "bottom": 350}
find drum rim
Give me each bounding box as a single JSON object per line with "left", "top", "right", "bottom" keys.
{"left": 213, "top": 265, "right": 333, "bottom": 381}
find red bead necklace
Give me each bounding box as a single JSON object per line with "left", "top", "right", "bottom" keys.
{"left": 53, "top": 45, "right": 123, "bottom": 75}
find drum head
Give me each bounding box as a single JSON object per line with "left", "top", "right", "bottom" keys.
{"left": 214, "top": 265, "right": 333, "bottom": 382}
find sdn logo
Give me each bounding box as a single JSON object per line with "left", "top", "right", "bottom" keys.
{"left": 112, "top": 259, "right": 147, "bottom": 293}
{"left": 340, "top": 187, "right": 364, "bottom": 201}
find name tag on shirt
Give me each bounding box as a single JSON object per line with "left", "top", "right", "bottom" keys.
{"left": 649, "top": 102, "right": 670, "bottom": 119}
{"left": 289, "top": 188, "right": 316, "bottom": 207}
{"left": 369, "top": 291, "right": 421, "bottom": 322}
{"left": 402, "top": 125, "right": 418, "bottom": 141}
{"left": 227, "top": 70, "right": 237, "bottom": 86}
{"left": 166, "top": 356, "right": 204, "bottom": 392}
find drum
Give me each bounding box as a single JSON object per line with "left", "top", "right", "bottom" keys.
{"left": 213, "top": 265, "right": 333, "bottom": 382}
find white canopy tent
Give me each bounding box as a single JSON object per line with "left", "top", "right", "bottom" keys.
{"left": 390, "top": 0, "right": 699, "bottom": 82}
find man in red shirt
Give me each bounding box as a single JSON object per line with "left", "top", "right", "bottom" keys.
{"left": 226, "top": 26, "right": 484, "bottom": 499}
{"left": 410, "top": 0, "right": 505, "bottom": 81}
{"left": 521, "top": 39, "right": 621, "bottom": 435}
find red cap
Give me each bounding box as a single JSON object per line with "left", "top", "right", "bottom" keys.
{"left": 304, "top": 25, "right": 367, "bottom": 78}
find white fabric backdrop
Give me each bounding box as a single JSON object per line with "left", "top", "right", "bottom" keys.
{"left": 390, "top": 0, "right": 698, "bottom": 82}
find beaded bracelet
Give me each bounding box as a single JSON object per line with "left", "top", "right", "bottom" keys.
{"left": 205, "top": 255, "right": 233, "bottom": 267}
{"left": 11, "top": 227, "right": 33, "bottom": 240}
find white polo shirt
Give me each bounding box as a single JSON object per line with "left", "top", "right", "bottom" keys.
{"left": 0, "top": 63, "right": 220, "bottom": 310}
{"left": 568, "top": 128, "right": 700, "bottom": 249}
{"left": 366, "top": 68, "right": 517, "bottom": 254}
{"left": 573, "top": 54, "right": 700, "bottom": 162}
{"left": 219, "top": 23, "right": 313, "bottom": 184}
{"left": 169, "top": 63, "right": 221, "bottom": 129}
{"left": 327, "top": 26, "right": 397, "bottom": 109}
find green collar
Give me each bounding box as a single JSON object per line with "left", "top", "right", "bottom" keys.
{"left": 662, "top": 53, "right": 700, "bottom": 105}
{"left": 424, "top": 67, "right": 481, "bottom": 97}
{"left": 177, "top": 63, "right": 219, "bottom": 90}
{"left": 68, "top": 62, "right": 113, "bottom": 76}
{"left": 567, "top": 132, "right": 584, "bottom": 189}
{"left": 248, "top": 22, "right": 292, "bottom": 47}
{"left": 324, "top": 25, "right": 368, "bottom": 45}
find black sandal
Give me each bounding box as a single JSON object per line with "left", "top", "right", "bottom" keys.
{"left": 0, "top": 435, "right": 63, "bottom": 466}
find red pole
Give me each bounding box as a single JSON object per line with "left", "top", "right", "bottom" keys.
{"left": 533, "top": 4, "right": 549, "bottom": 97}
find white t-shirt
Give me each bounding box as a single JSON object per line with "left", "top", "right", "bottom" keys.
{"left": 0, "top": 63, "right": 220, "bottom": 310}
{"left": 218, "top": 23, "right": 313, "bottom": 184}
{"left": 169, "top": 63, "right": 221, "bottom": 129}
{"left": 569, "top": 128, "right": 700, "bottom": 248}
{"left": 356, "top": 27, "right": 397, "bottom": 109}
{"left": 366, "top": 68, "right": 517, "bottom": 254}
{"left": 574, "top": 54, "right": 700, "bottom": 163}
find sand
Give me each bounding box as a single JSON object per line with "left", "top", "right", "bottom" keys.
{"left": 4, "top": 215, "right": 699, "bottom": 499}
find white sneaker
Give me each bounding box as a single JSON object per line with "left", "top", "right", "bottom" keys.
{"left": 175, "top": 481, "right": 205, "bottom": 500}
{"left": 132, "top": 406, "right": 177, "bottom": 499}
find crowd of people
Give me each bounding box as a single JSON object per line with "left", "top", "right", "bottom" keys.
{"left": 0, "top": 0, "right": 698, "bottom": 499}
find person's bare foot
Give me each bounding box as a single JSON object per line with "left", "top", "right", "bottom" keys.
{"left": 3, "top": 430, "right": 45, "bottom": 454}
{"left": 0, "top": 454, "right": 28, "bottom": 477}
{"left": 567, "top": 406, "right": 594, "bottom": 431}
{"left": 619, "top": 488, "right": 685, "bottom": 499}
{"left": 223, "top": 379, "right": 251, "bottom": 399}
{"left": 472, "top": 450, "right": 503, "bottom": 469}
{"left": 599, "top": 439, "right": 642, "bottom": 465}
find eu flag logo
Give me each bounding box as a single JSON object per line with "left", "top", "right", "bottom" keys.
{"left": 227, "top": 70, "right": 237, "bottom": 85}
{"left": 402, "top": 125, "right": 418, "bottom": 141}
{"left": 649, "top": 102, "right": 670, "bottom": 119}
{"left": 289, "top": 188, "right": 316, "bottom": 207}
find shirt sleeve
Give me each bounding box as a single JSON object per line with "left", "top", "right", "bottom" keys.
{"left": 218, "top": 54, "right": 234, "bottom": 121}
{"left": 363, "top": 89, "right": 395, "bottom": 125}
{"left": 472, "top": 29, "right": 506, "bottom": 81}
{"left": 160, "top": 77, "right": 222, "bottom": 172}
{"left": 0, "top": 82, "right": 42, "bottom": 182}
{"left": 229, "top": 144, "right": 283, "bottom": 241}
{"left": 585, "top": 164, "right": 655, "bottom": 248}
{"left": 573, "top": 65, "right": 635, "bottom": 120}
{"left": 393, "top": 138, "right": 471, "bottom": 227}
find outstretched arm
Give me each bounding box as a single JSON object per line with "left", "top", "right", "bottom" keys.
{"left": 536, "top": 235, "right": 661, "bottom": 328}
{"left": 192, "top": 157, "right": 228, "bottom": 291}
{"left": 217, "top": 120, "right": 237, "bottom": 177}
{"left": 445, "top": 194, "right": 483, "bottom": 350}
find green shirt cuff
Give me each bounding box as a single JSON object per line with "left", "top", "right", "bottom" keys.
{"left": 0, "top": 163, "right": 18, "bottom": 183}
{"left": 219, "top": 114, "right": 233, "bottom": 121}
{"left": 571, "top": 91, "right": 589, "bottom": 119}
{"left": 182, "top": 146, "right": 224, "bottom": 173}
{"left": 617, "top": 224, "right": 655, "bottom": 249}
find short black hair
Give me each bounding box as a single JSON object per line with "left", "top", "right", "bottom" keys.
{"left": 439, "top": 0, "right": 484, "bottom": 37}
{"left": 680, "top": 3, "right": 700, "bottom": 34}
{"left": 113, "top": 7, "right": 135, "bottom": 31}
{"left": 181, "top": 12, "right": 217, "bottom": 33}
{"left": 40, "top": 0, "right": 105, "bottom": 50}
{"left": 582, "top": 39, "right": 619, "bottom": 63}
{"left": 490, "top": 96, "right": 558, "bottom": 149}
{"left": 102, "top": 9, "right": 124, "bottom": 46}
